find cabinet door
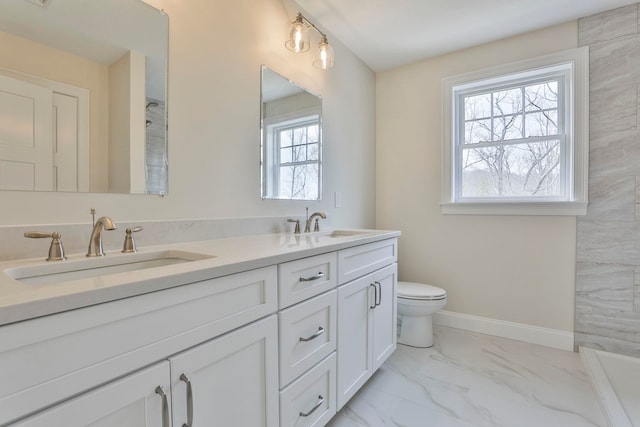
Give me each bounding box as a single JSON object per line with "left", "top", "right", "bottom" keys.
{"left": 170, "top": 315, "right": 279, "bottom": 427}
{"left": 13, "top": 362, "right": 171, "bottom": 427}
{"left": 372, "top": 263, "right": 397, "bottom": 370}
{"left": 336, "top": 275, "right": 375, "bottom": 410}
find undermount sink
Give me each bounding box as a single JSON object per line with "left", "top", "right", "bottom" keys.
{"left": 323, "top": 229, "right": 372, "bottom": 238}
{"left": 4, "top": 250, "right": 214, "bottom": 286}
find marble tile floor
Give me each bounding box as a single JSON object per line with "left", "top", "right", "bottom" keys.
{"left": 328, "top": 326, "right": 607, "bottom": 427}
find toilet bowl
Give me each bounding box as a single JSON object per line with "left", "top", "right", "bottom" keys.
{"left": 397, "top": 281, "right": 447, "bottom": 348}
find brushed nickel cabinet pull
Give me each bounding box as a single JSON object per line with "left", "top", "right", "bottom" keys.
{"left": 154, "top": 386, "right": 170, "bottom": 427}
{"left": 180, "top": 374, "right": 194, "bottom": 427}
{"left": 369, "top": 283, "right": 377, "bottom": 309}
{"left": 299, "top": 395, "right": 324, "bottom": 417}
{"left": 299, "top": 272, "right": 325, "bottom": 282}
{"left": 299, "top": 326, "right": 325, "bottom": 342}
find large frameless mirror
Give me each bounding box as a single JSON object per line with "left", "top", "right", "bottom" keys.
{"left": 0, "top": 0, "right": 168, "bottom": 195}
{"left": 261, "top": 66, "right": 322, "bottom": 200}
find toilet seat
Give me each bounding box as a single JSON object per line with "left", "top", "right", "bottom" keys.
{"left": 398, "top": 281, "right": 446, "bottom": 301}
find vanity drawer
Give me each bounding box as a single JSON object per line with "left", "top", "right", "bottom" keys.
{"left": 278, "top": 252, "right": 337, "bottom": 308}
{"left": 0, "top": 266, "right": 277, "bottom": 426}
{"left": 338, "top": 238, "right": 397, "bottom": 284}
{"left": 279, "top": 353, "right": 336, "bottom": 427}
{"left": 279, "top": 290, "right": 337, "bottom": 387}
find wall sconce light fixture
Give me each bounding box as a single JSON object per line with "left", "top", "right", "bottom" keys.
{"left": 286, "top": 12, "right": 335, "bottom": 70}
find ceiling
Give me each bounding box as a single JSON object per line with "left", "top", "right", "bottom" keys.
{"left": 292, "top": 0, "right": 639, "bottom": 71}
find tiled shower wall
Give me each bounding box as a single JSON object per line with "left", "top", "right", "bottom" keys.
{"left": 145, "top": 97, "right": 167, "bottom": 195}
{"left": 576, "top": 4, "right": 640, "bottom": 356}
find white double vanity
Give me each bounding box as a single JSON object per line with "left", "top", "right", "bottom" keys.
{"left": 0, "top": 229, "right": 399, "bottom": 426}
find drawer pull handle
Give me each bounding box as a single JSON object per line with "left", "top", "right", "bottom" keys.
{"left": 155, "top": 386, "right": 170, "bottom": 427}
{"left": 299, "top": 395, "right": 325, "bottom": 417}
{"left": 299, "top": 326, "right": 325, "bottom": 342}
{"left": 375, "top": 281, "right": 382, "bottom": 306}
{"left": 180, "top": 374, "right": 194, "bottom": 427}
{"left": 299, "top": 272, "right": 325, "bottom": 282}
{"left": 369, "top": 283, "right": 377, "bottom": 309}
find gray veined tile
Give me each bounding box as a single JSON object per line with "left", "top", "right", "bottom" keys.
{"left": 589, "top": 84, "right": 637, "bottom": 139}
{"left": 576, "top": 332, "right": 640, "bottom": 357}
{"left": 589, "top": 33, "right": 640, "bottom": 91}
{"left": 577, "top": 220, "right": 640, "bottom": 265}
{"left": 578, "top": 4, "right": 639, "bottom": 46}
{"left": 575, "top": 309, "right": 640, "bottom": 344}
{"left": 576, "top": 262, "right": 634, "bottom": 312}
{"left": 634, "top": 284, "right": 640, "bottom": 312}
{"left": 588, "top": 130, "right": 640, "bottom": 177}
{"left": 586, "top": 176, "right": 636, "bottom": 221}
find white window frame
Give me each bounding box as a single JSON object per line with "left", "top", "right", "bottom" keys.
{"left": 262, "top": 107, "right": 321, "bottom": 200}
{"left": 441, "top": 47, "right": 589, "bottom": 215}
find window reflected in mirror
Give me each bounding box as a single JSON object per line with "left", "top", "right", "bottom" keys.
{"left": 261, "top": 67, "right": 322, "bottom": 200}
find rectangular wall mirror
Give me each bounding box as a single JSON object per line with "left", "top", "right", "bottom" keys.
{"left": 261, "top": 66, "right": 322, "bottom": 201}
{"left": 0, "top": 0, "right": 168, "bottom": 195}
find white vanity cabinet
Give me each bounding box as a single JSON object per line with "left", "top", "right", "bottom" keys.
{"left": 0, "top": 233, "right": 399, "bottom": 427}
{"left": 12, "top": 362, "right": 172, "bottom": 427}
{"left": 277, "top": 253, "right": 338, "bottom": 427}
{"left": 10, "top": 316, "right": 279, "bottom": 427}
{"left": 277, "top": 238, "right": 398, "bottom": 420}
{"left": 336, "top": 240, "right": 398, "bottom": 409}
{"left": 0, "top": 266, "right": 277, "bottom": 426}
{"left": 279, "top": 353, "right": 337, "bottom": 427}
{"left": 170, "top": 315, "right": 279, "bottom": 427}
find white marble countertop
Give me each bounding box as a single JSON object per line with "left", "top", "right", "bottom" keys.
{"left": 0, "top": 229, "right": 399, "bottom": 326}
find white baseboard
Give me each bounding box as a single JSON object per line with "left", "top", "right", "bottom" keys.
{"left": 434, "top": 310, "right": 575, "bottom": 351}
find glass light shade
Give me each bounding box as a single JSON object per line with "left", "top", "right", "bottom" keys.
{"left": 313, "top": 37, "right": 335, "bottom": 70}
{"left": 285, "top": 15, "right": 310, "bottom": 53}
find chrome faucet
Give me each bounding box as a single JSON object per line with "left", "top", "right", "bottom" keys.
{"left": 87, "top": 216, "right": 117, "bottom": 257}
{"left": 304, "top": 211, "right": 327, "bottom": 233}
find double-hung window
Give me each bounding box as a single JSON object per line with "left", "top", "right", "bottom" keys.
{"left": 441, "top": 48, "right": 589, "bottom": 215}
{"left": 263, "top": 114, "right": 321, "bottom": 200}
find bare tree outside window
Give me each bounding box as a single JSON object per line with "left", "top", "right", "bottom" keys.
{"left": 461, "top": 80, "right": 561, "bottom": 198}
{"left": 277, "top": 122, "right": 319, "bottom": 200}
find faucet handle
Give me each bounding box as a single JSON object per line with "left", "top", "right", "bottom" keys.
{"left": 24, "top": 231, "right": 66, "bottom": 261}
{"left": 287, "top": 219, "right": 301, "bottom": 234}
{"left": 122, "top": 226, "right": 143, "bottom": 253}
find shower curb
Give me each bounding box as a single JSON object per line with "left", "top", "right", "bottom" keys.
{"left": 580, "top": 347, "right": 633, "bottom": 427}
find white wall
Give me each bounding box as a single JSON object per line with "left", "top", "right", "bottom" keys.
{"left": 108, "top": 51, "right": 147, "bottom": 194}
{"left": 376, "top": 22, "right": 579, "bottom": 332}
{"left": 108, "top": 53, "right": 133, "bottom": 194}
{"left": 0, "top": 0, "right": 376, "bottom": 229}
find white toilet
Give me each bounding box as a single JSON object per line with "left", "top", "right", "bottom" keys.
{"left": 397, "top": 281, "right": 447, "bottom": 348}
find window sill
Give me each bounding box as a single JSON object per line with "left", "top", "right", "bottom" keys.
{"left": 440, "top": 201, "right": 588, "bottom": 216}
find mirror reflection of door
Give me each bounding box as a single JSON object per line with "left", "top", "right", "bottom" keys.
{"left": 0, "top": 0, "right": 168, "bottom": 195}
{"left": 0, "top": 71, "right": 88, "bottom": 191}
{"left": 0, "top": 73, "right": 52, "bottom": 190}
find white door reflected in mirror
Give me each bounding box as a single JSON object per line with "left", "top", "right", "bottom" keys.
{"left": 0, "top": 0, "right": 168, "bottom": 195}
{"left": 261, "top": 67, "right": 322, "bottom": 201}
